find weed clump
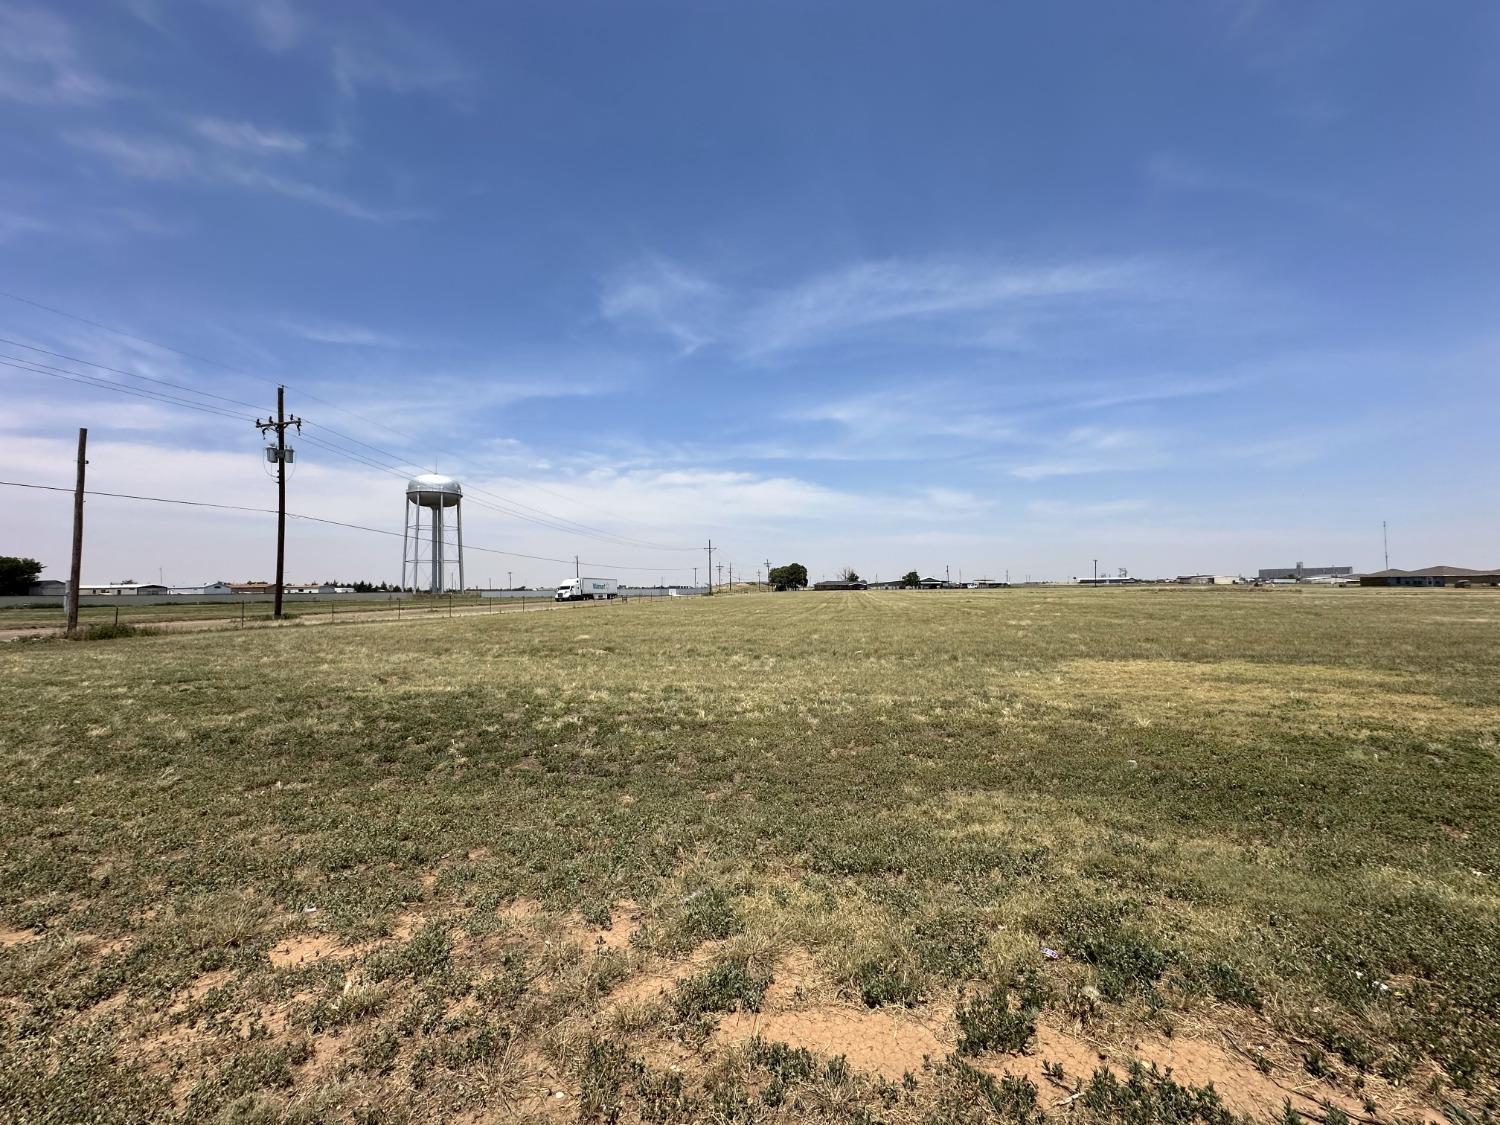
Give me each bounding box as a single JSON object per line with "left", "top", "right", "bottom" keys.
{"left": 672, "top": 957, "right": 771, "bottom": 1019}
{"left": 67, "top": 622, "right": 158, "bottom": 641}
{"left": 1080, "top": 1061, "right": 1238, "bottom": 1124}
{"left": 956, "top": 985, "right": 1038, "bottom": 1056}
{"left": 931, "top": 1057, "right": 1044, "bottom": 1125}
{"left": 853, "top": 958, "right": 925, "bottom": 1008}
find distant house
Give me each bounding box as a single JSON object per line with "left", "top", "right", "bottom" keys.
{"left": 27, "top": 579, "right": 67, "bottom": 596}
{"left": 1359, "top": 566, "right": 1500, "bottom": 588}
{"left": 1175, "top": 575, "right": 1236, "bottom": 585}
{"left": 812, "top": 580, "right": 868, "bottom": 591}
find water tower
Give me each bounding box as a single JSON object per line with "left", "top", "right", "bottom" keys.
{"left": 402, "top": 474, "right": 464, "bottom": 593}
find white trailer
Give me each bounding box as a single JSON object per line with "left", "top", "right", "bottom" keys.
{"left": 555, "top": 577, "right": 619, "bottom": 602}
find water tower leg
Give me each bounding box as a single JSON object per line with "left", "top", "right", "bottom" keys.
{"left": 456, "top": 502, "right": 464, "bottom": 593}
{"left": 432, "top": 503, "right": 443, "bottom": 593}
{"left": 401, "top": 501, "right": 410, "bottom": 592}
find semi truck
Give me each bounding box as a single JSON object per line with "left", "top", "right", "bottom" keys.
{"left": 555, "top": 577, "right": 619, "bottom": 602}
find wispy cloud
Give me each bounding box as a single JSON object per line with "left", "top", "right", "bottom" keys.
{"left": 0, "top": 4, "right": 114, "bottom": 105}
{"left": 64, "top": 129, "right": 422, "bottom": 222}
{"left": 190, "top": 116, "right": 309, "bottom": 154}
{"left": 602, "top": 254, "right": 1152, "bottom": 360}
{"left": 280, "top": 320, "right": 408, "bottom": 348}
{"left": 600, "top": 258, "right": 723, "bottom": 355}
{"left": 744, "top": 259, "right": 1139, "bottom": 357}
{"left": 1027, "top": 498, "right": 1149, "bottom": 518}
{"left": 1010, "top": 426, "right": 1166, "bottom": 480}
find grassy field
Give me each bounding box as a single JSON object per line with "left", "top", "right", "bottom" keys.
{"left": 1, "top": 588, "right": 1495, "bottom": 1124}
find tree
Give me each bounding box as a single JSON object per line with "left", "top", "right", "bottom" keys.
{"left": 767, "top": 562, "right": 808, "bottom": 590}
{"left": 0, "top": 557, "right": 44, "bottom": 595}
{"left": 901, "top": 570, "right": 921, "bottom": 587}
{"left": 839, "top": 566, "right": 861, "bottom": 583}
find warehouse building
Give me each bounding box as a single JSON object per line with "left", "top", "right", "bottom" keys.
{"left": 1176, "top": 574, "right": 1237, "bottom": 585}
{"left": 1359, "top": 566, "right": 1500, "bottom": 587}
{"left": 1258, "top": 564, "right": 1353, "bottom": 581}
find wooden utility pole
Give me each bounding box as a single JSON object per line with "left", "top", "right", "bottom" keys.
{"left": 706, "top": 539, "right": 714, "bottom": 595}
{"left": 65, "top": 427, "right": 87, "bottom": 632}
{"left": 255, "top": 386, "right": 301, "bottom": 620}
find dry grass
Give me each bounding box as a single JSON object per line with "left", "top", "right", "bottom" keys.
{"left": 0, "top": 587, "right": 1495, "bottom": 1123}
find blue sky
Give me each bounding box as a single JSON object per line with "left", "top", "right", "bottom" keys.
{"left": 3, "top": 1, "right": 1497, "bottom": 586}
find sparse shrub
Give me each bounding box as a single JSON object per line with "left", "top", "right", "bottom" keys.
{"left": 672, "top": 958, "right": 771, "bottom": 1019}
{"left": 931, "top": 1058, "right": 1044, "bottom": 1125}
{"left": 1304, "top": 1047, "right": 1329, "bottom": 1079}
{"left": 1315, "top": 1024, "right": 1377, "bottom": 1072}
{"left": 853, "top": 958, "right": 925, "bottom": 1008}
{"left": 956, "top": 986, "right": 1036, "bottom": 1056}
{"left": 1079, "top": 926, "right": 1172, "bottom": 1000}
{"left": 576, "top": 1037, "right": 637, "bottom": 1122}
{"left": 365, "top": 922, "right": 452, "bottom": 982}
{"left": 1080, "top": 1061, "right": 1237, "bottom": 1124}
{"left": 676, "top": 887, "right": 741, "bottom": 943}
{"left": 1202, "top": 960, "right": 1262, "bottom": 1009}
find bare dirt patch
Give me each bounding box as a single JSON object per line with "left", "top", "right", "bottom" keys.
{"left": 719, "top": 1003, "right": 949, "bottom": 1080}
{"left": 0, "top": 923, "right": 40, "bottom": 948}
{"left": 268, "top": 931, "right": 344, "bottom": 969}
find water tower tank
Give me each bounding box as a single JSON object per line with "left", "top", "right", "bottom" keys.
{"left": 401, "top": 475, "right": 464, "bottom": 593}
{"left": 406, "top": 474, "right": 462, "bottom": 508}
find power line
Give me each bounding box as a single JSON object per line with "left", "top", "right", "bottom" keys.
{"left": 0, "top": 356, "right": 255, "bottom": 422}
{"left": 0, "top": 335, "right": 265, "bottom": 411}
{"left": 0, "top": 479, "right": 698, "bottom": 572}
{"left": 0, "top": 345, "right": 706, "bottom": 553}
{"left": 1, "top": 288, "right": 697, "bottom": 548}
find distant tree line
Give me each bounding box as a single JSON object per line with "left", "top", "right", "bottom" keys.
{"left": 0, "top": 557, "right": 43, "bottom": 595}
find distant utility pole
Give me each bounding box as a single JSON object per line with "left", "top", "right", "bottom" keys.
{"left": 728, "top": 563, "right": 733, "bottom": 590}
{"left": 574, "top": 555, "right": 580, "bottom": 579}
{"left": 1093, "top": 559, "right": 1099, "bottom": 587}
{"left": 945, "top": 564, "right": 950, "bottom": 588}
{"left": 764, "top": 558, "right": 771, "bottom": 592}
{"left": 1383, "top": 521, "right": 1389, "bottom": 570}
{"left": 255, "top": 386, "right": 300, "bottom": 620}
{"left": 706, "top": 539, "right": 714, "bottom": 594}
{"left": 716, "top": 563, "right": 724, "bottom": 589}
{"left": 693, "top": 566, "right": 698, "bottom": 588}
{"left": 64, "top": 427, "right": 87, "bottom": 633}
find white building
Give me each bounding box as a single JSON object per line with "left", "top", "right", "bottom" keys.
{"left": 1176, "top": 574, "right": 1237, "bottom": 585}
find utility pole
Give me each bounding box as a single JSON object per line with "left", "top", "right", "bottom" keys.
{"left": 1093, "top": 559, "right": 1099, "bottom": 587}
{"left": 728, "top": 563, "right": 733, "bottom": 590}
{"left": 706, "top": 539, "right": 714, "bottom": 595}
{"left": 574, "top": 555, "right": 580, "bottom": 579}
{"left": 945, "top": 563, "right": 950, "bottom": 588}
{"left": 693, "top": 566, "right": 698, "bottom": 589}
{"left": 1383, "top": 521, "right": 1389, "bottom": 570}
{"left": 507, "top": 570, "right": 513, "bottom": 590}
{"left": 716, "top": 562, "right": 724, "bottom": 589}
{"left": 764, "top": 558, "right": 771, "bottom": 592}
{"left": 255, "top": 386, "right": 300, "bottom": 620}
{"left": 65, "top": 427, "right": 87, "bottom": 633}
